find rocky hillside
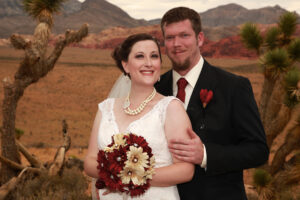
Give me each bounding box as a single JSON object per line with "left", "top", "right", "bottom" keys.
{"left": 150, "top": 4, "right": 298, "bottom": 26}
{"left": 1, "top": 23, "right": 299, "bottom": 59}
{"left": 0, "top": 0, "right": 148, "bottom": 38}
{"left": 1, "top": 1, "right": 299, "bottom": 59}
{"left": 1, "top": 1, "right": 298, "bottom": 38}
{"left": 200, "top": 3, "right": 291, "bottom": 27}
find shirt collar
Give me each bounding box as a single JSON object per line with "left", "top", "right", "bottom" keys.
{"left": 172, "top": 56, "right": 204, "bottom": 89}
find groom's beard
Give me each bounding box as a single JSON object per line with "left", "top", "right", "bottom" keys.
{"left": 171, "top": 59, "right": 190, "bottom": 72}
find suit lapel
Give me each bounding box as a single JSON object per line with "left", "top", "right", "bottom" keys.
{"left": 187, "top": 59, "right": 217, "bottom": 128}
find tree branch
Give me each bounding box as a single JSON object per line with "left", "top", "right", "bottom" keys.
{"left": 279, "top": 104, "right": 300, "bottom": 137}
{"left": 272, "top": 163, "right": 300, "bottom": 191}
{"left": 287, "top": 153, "right": 300, "bottom": 166}
{"left": 270, "top": 126, "right": 300, "bottom": 175}
{"left": 10, "top": 34, "right": 30, "bottom": 50}
{"left": 0, "top": 167, "right": 42, "bottom": 200}
{"left": 46, "top": 24, "right": 89, "bottom": 70}
{"left": 266, "top": 105, "right": 291, "bottom": 148}
{"left": 259, "top": 77, "right": 277, "bottom": 125}
{"left": 264, "top": 77, "right": 285, "bottom": 124}
{"left": 49, "top": 147, "right": 66, "bottom": 176}
{"left": 16, "top": 140, "right": 44, "bottom": 169}
{"left": 0, "top": 177, "right": 17, "bottom": 200}
{"left": 0, "top": 155, "right": 25, "bottom": 171}
{"left": 48, "top": 120, "right": 71, "bottom": 176}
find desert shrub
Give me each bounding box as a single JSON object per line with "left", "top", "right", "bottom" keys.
{"left": 14, "top": 168, "right": 91, "bottom": 200}
{"left": 15, "top": 128, "right": 25, "bottom": 140}
{"left": 253, "top": 169, "right": 272, "bottom": 187}
{"left": 30, "top": 142, "right": 46, "bottom": 148}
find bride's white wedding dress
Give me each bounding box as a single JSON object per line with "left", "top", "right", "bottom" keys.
{"left": 96, "top": 96, "right": 180, "bottom": 200}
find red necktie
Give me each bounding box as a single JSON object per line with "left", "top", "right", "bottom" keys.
{"left": 176, "top": 78, "right": 188, "bottom": 103}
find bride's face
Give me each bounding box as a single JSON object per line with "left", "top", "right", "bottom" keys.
{"left": 122, "top": 40, "right": 161, "bottom": 87}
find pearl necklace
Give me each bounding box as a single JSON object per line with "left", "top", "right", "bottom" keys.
{"left": 123, "top": 88, "right": 156, "bottom": 116}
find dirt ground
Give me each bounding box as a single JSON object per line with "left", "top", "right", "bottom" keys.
{"left": 0, "top": 46, "right": 264, "bottom": 186}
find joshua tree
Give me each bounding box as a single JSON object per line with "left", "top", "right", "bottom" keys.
{"left": 0, "top": 0, "right": 88, "bottom": 185}
{"left": 241, "top": 12, "right": 300, "bottom": 199}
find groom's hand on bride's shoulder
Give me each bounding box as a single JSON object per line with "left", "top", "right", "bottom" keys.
{"left": 169, "top": 128, "right": 204, "bottom": 165}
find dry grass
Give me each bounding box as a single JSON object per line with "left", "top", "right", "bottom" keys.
{"left": 14, "top": 167, "right": 90, "bottom": 200}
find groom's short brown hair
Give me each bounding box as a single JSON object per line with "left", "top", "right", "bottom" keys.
{"left": 161, "top": 7, "right": 202, "bottom": 36}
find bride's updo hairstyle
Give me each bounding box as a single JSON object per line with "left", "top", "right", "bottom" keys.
{"left": 112, "top": 33, "right": 162, "bottom": 75}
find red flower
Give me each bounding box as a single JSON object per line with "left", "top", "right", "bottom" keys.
{"left": 126, "top": 134, "right": 148, "bottom": 148}
{"left": 200, "top": 89, "right": 213, "bottom": 108}
{"left": 105, "top": 173, "right": 123, "bottom": 192}
{"left": 129, "top": 181, "right": 150, "bottom": 197}
{"left": 106, "top": 149, "right": 126, "bottom": 174}
{"left": 95, "top": 179, "right": 106, "bottom": 189}
{"left": 97, "top": 150, "right": 108, "bottom": 170}
{"left": 126, "top": 134, "right": 153, "bottom": 157}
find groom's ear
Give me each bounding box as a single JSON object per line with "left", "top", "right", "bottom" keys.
{"left": 197, "top": 32, "right": 205, "bottom": 47}
{"left": 121, "top": 61, "right": 129, "bottom": 74}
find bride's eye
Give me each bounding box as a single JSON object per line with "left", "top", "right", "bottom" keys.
{"left": 151, "top": 53, "right": 159, "bottom": 58}
{"left": 135, "top": 54, "right": 144, "bottom": 59}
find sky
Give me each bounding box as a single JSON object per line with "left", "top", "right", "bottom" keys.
{"left": 78, "top": 0, "right": 300, "bottom": 20}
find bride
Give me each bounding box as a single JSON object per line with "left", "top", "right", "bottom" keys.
{"left": 84, "top": 33, "right": 194, "bottom": 199}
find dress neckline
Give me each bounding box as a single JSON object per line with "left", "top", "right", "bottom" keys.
{"left": 111, "top": 96, "right": 168, "bottom": 133}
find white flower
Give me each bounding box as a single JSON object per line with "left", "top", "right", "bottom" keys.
{"left": 113, "top": 133, "right": 127, "bottom": 147}
{"left": 104, "top": 133, "right": 127, "bottom": 152}
{"left": 145, "top": 156, "right": 155, "bottom": 179}
{"left": 125, "top": 146, "right": 149, "bottom": 171}
{"left": 149, "top": 156, "right": 155, "bottom": 167}
{"left": 119, "top": 165, "right": 145, "bottom": 185}
{"left": 104, "top": 146, "right": 114, "bottom": 153}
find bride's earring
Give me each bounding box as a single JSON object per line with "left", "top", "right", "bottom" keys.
{"left": 157, "top": 76, "right": 160, "bottom": 82}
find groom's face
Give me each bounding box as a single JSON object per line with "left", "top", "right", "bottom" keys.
{"left": 163, "top": 19, "right": 204, "bottom": 75}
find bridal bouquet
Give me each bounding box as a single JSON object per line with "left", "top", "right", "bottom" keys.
{"left": 95, "top": 133, "right": 155, "bottom": 197}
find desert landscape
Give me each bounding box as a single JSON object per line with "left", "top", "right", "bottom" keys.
{"left": 0, "top": 45, "right": 262, "bottom": 186}
{"left": 1, "top": 1, "right": 299, "bottom": 199}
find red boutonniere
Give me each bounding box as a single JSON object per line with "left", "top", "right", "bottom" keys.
{"left": 200, "top": 89, "right": 213, "bottom": 108}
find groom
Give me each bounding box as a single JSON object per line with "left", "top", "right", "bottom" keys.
{"left": 155, "top": 7, "right": 269, "bottom": 200}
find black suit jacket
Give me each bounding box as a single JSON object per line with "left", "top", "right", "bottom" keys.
{"left": 155, "top": 60, "right": 269, "bottom": 200}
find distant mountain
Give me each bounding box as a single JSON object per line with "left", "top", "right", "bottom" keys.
{"left": 148, "top": 18, "right": 161, "bottom": 25}
{"left": 0, "top": 2, "right": 298, "bottom": 39}
{"left": 201, "top": 3, "right": 292, "bottom": 27}
{"left": 2, "top": 24, "right": 300, "bottom": 59}
{"left": 0, "top": 0, "right": 24, "bottom": 17}
{"left": 0, "top": 0, "right": 148, "bottom": 38}
{"left": 149, "top": 3, "right": 297, "bottom": 26}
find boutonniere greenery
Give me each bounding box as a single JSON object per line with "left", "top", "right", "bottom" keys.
{"left": 200, "top": 89, "right": 213, "bottom": 108}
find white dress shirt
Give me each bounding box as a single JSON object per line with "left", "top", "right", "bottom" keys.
{"left": 172, "top": 56, "right": 207, "bottom": 169}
